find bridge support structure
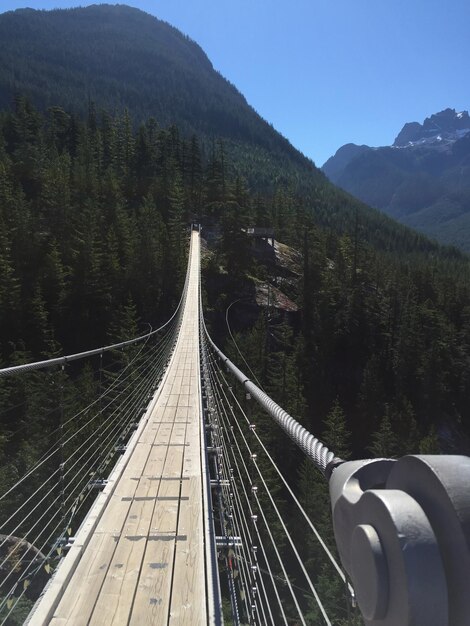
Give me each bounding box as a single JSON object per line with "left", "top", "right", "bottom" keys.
{"left": 329, "top": 454, "right": 470, "bottom": 626}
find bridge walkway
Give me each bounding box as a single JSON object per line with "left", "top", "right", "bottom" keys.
{"left": 30, "top": 231, "right": 208, "bottom": 625}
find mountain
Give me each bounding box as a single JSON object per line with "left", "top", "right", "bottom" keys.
{"left": 320, "top": 142, "right": 371, "bottom": 180}
{"left": 322, "top": 109, "right": 470, "bottom": 251}
{"left": 394, "top": 108, "right": 470, "bottom": 146}
{"left": 0, "top": 4, "right": 322, "bottom": 190}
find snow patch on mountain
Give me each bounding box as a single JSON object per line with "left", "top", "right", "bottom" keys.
{"left": 393, "top": 108, "right": 470, "bottom": 149}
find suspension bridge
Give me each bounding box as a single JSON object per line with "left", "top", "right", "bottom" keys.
{"left": 0, "top": 228, "right": 469, "bottom": 626}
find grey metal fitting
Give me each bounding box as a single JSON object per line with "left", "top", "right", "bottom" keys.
{"left": 329, "top": 455, "right": 470, "bottom": 626}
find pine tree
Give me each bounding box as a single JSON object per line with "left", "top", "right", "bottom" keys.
{"left": 167, "top": 169, "right": 186, "bottom": 282}
{"left": 322, "top": 399, "right": 351, "bottom": 460}
{"left": 205, "top": 138, "right": 225, "bottom": 207}
{"left": 119, "top": 109, "right": 135, "bottom": 197}
{"left": 101, "top": 110, "right": 117, "bottom": 172}
{"left": 0, "top": 220, "right": 21, "bottom": 357}
{"left": 108, "top": 296, "right": 139, "bottom": 344}
{"left": 419, "top": 425, "right": 440, "bottom": 454}
{"left": 188, "top": 134, "right": 203, "bottom": 213}
{"left": 220, "top": 203, "right": 251, "bottom": 281}
{"left": 368, "top": 412, "right": 399, "bottom": 458}
{"left": 133, "top": 194, "right": 169, "bottom": 321}
{"left": 40, "top": 151, "right": 73, "bottom": 244}
{"left": 45, "top": 106, "right": 70, "bottom": 155}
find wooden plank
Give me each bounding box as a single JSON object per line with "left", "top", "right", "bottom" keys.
{"left": 88, "top": 402, "right": 182, "bottom": 624}
{"left": 169, "top": 475, "right": 205, "bottom": 624}
{"left": 88, "top": 487, "right": 160, "bottom": 624}
{"left": 128, "top": 352, "right": 192, "bottom": 624}
{"left": 52, "top": 398, "right": 171, "bottom": 620}
{"left": 51, "top": 436, "right": 167, "bottom": 623}
{"left": 49, "top": 533, "right": 117, "bottom": 626}
{"left": 41, "top": 231, "right": 209, "bottom": 626}
{"left": 128, "top": 476, "right": 182, "bottom": 624}
{"left": 169, "top": 321, "right": 206, "bottom": 623}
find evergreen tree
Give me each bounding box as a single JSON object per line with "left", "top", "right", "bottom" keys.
{"left": 220, "top": 203, "right": 251, "bottom": 281}
{"left": 188, "top": 134, "right": 203, "bottom": 212}
{"left": 168, "top": 170, "right": 186, "bottom": 282}
{"left": 368, "top": 412, "right": 399, "bottom": 458}
{"left": 419, "top": 425, "right": 441, "bottom": 454}
{"left": 322, "top": 399, "right": 351, "bottom": 460}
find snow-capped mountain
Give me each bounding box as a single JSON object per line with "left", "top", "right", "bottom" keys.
{"left": 393, "top": 108, "right": 470, "bottom": 148}
{"left": 322, "top": 109, "right": 470, "bottom": 251}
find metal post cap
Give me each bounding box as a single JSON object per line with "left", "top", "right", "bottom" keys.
{"left": 350, "top": 524, "right": 388, "bottom": 620}
{"left": 329, "top": 455, "right": 470, "bottom": 626}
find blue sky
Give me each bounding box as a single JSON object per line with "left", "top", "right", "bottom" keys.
{"left": 1, "top": 1, "right": 469, "bottom": 165}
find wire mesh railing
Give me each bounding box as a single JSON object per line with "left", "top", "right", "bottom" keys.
{"left": 0, "top": 238, "right": 193, "bottom": 625}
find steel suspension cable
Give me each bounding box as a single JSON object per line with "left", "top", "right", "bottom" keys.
{"left": 0, "top": 236, "right": 196, "bottom": 624}
{"left": 206, "top": 358, "right": 280, "bottom": 626}
{"left": 0, "top": 311, "right": 182, "bottom": 606}
{"left": 0, "top": 334, "right": 165, "bottom": 539}
{"left": 0, "top": 322, "right": 175, "bottom": 505}
{"left": 201, "top": 315, "right": 342, "bottom": 476}
{"left": 205, "top": 354, "right": 297, "bottom": 625}
{"left": 208, "top": 355, "right": 316, "bottom": 626}
{"left": 211, "top": 412, "right": 274, "bottom": 626}
{"left": 212, "top": 354, "right": 333, "bottom": 625}
{"left": 207, "top": 373, "right": 264, "bottom": 623}
{"left": 206, "top": 384, "right": 254, "bottom": 622}
{"left": 219, "top": 358, "right": 352, "bottom": 593}
{"left": 225, "top": 299, "right": 265, "bottom": 391}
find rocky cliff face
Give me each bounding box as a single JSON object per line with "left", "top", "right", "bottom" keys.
{"left": 393, "top": 108, "right": 470, "bottom": 147}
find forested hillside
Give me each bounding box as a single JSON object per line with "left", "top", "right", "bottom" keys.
{"left": 0, "top": 4, "right": 321, "bottom": 190}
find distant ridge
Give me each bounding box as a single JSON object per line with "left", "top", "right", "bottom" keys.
{"left": 322, "top": 109, "right": 470, "bottom": 251}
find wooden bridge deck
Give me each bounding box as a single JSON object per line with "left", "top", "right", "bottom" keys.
{"left": 29, "top": 231, "right": 210, "bottom": 625}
